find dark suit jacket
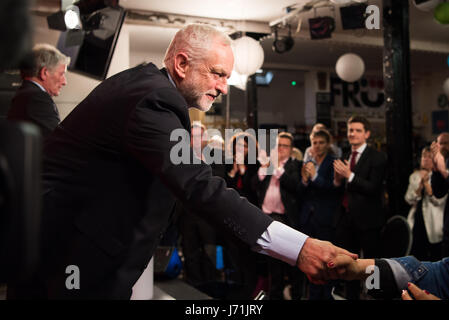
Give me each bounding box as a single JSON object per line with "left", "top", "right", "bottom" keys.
{"left": 256, "top": 158, "right": 302, "bottom": 228}
{"left": 298, "top": 153, "right": 339, "bottom": 236}
{"left": 338, "top": 146, "right": 387, "bottom": 230}
{"left": 225, "top": 163, "right": 259, "bottom": 206}
{"left": 7, "top": 80, "right": 60, "bottom": 139}
{"left": 34, "top": 63, "right": 272, "bottom": 299}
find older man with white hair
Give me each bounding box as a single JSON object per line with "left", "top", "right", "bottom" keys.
{"left": 7, "top": 43, "right": 69, "bottom": 139}
{"left": 7, "top": 24, "right": 357, "bottom": 299}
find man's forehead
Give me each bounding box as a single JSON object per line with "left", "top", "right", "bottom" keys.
{"left": 348, "top": 122, "right": 364, "bottom": 130}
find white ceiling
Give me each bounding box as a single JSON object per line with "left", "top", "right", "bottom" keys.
{"left": 119, "top": 0, "right": 449, "bottom": 41}
{"left": 120, "top": 0, "right": 308, "bottom": 23}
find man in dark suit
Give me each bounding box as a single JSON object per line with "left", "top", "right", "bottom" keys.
{"left": 430, "top": 132, "right": 449, "bottom": 258}
{"left": 7, "top": 43, "right": 69, "bottom": 139}
{"left": 256, "top": 132, "right": 303, "bottom": 299}
{"left": 7, "top": 24, "right": 357, "bottom": 299}
{"left": 333, "top": 116, "right": 387, "bottom": 299}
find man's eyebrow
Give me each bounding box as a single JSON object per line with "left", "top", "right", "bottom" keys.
{"left": 211, "top": 66, "right": 230, "bottom": 77}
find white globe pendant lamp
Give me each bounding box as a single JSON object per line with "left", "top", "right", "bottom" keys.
{"left": 335, "top": 53, "right": 365, "bottom": 83}
{"left": 233, "top": 36, "right": 264, "bottom": 76}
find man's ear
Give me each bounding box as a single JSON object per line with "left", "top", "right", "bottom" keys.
{"left": 173, "top": 52, "right": 189, "bottom": 79}
{"left": 39, "top": 67, "right": 48, "bottom": 81}
{"left": 365, "top": 130, "right": 371, "bottom": 140}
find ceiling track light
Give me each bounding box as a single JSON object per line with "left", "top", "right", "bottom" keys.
{"left": 47, "top": 4, "right": 82, "bottom": 31}
{"left": 272, "top": 25, "right": 294, "bottom": 54}
{"left": 64, "top": 5, "right": 82, "bottom": 30}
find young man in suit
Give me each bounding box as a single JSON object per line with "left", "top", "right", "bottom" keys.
{"left": 7, "top": 43, "right": 69, "bottom": 139}
{"left": 7, "top": 24, "right": 357, "bottom": 299}
{"left": 333, "top": 116, "right": 387, "bottom": 299}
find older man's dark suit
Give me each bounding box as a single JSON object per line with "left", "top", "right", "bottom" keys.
{"left": 7, "top": 80, "right": 60, "bottom": 139}
{"left": 9, "top": 63, "right": 273, "bottom": 299}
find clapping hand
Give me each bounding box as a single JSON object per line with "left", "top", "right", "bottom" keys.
{"left": 301, "top": 162, "right": 315, "bottom": 183}
{"left": 430, "top": 141, "right": 448, "bottom": 178}
{"left": 333, "top": 159, "right": 351, "bottom": 180}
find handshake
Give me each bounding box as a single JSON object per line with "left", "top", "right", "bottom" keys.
{"left": 296, "top": 237, "right": 359, "bottom": 285}
{"left": 297, "top": 238, "right": 441, "bottom": 300}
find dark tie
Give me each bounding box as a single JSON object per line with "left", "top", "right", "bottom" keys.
{"left": 350, "top": 151, "right": 358, "bottom": 171}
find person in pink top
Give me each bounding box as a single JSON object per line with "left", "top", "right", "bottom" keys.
{"left": 256, "top": 132, "right": 303, "bottom": 300}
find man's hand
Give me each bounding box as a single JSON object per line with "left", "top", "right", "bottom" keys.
{"left": 301, "top": 164, "right": 310, "bottom": 183}
{"left": 305, "top": 162, "right": 316, "bottom": 178}
{"left": 430, "top": 141, "right": 440, "bottom": 162}
{"left": 402, "top": 282, "right": 441, "bottom": 300}
{"left": 334, "top": 159, "right": 351, "bottom": 179}
{"left": 333, "top": 162, "right": 344, "bottom": 186}
{"left": 296, "top": 238, "right": 358, "bottom": 284}
{"left": 434, "top": 151, "right": 448, "bottom": 179}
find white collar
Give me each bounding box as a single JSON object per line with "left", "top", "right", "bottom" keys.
{"left": 166, "top": 70, "right": 176, "bottom": 88}
{"left": 29, "top": 80, "right": 47, "bottom": 93}
{"left": 353, "top": 143, "right": 367, "bottom": 155}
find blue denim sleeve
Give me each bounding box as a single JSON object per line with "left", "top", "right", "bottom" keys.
{"left": 389, "top": 256, "right": 449, "bottom": 299}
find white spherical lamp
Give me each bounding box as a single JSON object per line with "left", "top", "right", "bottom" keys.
{"left": 233, "top": 36, "right": 264, "bottom": 76}
{"left": 335, "top": 53, "right": 365, "bottom": 83}
{"left": 444, "top": 78, "right": 449, "bottom": 97}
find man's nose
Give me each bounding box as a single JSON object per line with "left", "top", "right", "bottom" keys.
{"left": 217, "top": 79, "right": 228, "bottom": 95}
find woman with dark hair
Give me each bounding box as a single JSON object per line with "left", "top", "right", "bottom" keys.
{"left": 225, "top": 132, "right": 260, "bottom": 205}
{"left": 405, "top": 146, "right": 446, "bottom": 262}
{"left": 220, "top": 132, "right": 262, "bottom": 299}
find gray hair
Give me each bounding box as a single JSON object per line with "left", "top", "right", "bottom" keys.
{"left": 163, "top": 24, "right": 232, "bottom": 69}
{"left": 21, "top": 43, "right": 70, "bottom": 78}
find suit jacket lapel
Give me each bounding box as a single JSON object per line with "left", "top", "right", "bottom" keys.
{"left": 353, "top": 146, "right": 370, "bottom": 173}
{"left": 158, "top": 67, "right": 191, "bottom": 133}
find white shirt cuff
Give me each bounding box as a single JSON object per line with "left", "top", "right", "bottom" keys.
{"left": 253, "top": 221, "right": 308, "bottom": 266}
{"left": 348, "top": 172, "right": 355, "bottom": 183}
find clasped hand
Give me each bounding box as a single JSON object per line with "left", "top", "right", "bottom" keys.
{"left": 296, "top": 238, "right": 358, "bottom": 285}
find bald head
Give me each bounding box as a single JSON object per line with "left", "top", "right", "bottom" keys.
{"left": 163, "top": 24, "right": 232, "bottom": 72}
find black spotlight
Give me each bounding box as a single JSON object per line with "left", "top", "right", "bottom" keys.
{"left": 272, "top": 26, "right": 294, "bottom": 54}
{"left": 47, "top": 10, "right": 67, "bottom": 31}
